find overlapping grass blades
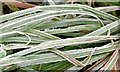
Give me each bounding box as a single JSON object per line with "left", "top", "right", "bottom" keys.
{"left": 0, "top": 4, "right": 118, "bottom": 23}
{"left": 0, "top": 3, "right": 119, "bottom": 71}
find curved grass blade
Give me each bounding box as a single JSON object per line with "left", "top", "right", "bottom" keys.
{"left": 34, "top": 4, "right": 119, "bottom": 21}
{"left": 0, "top": 31, "right": 31, "bottom": 44}
{"left": 49, "top": 48, "right": 84, "bottom": 66}
{"left": 0, "top": 37, "right": 44, "bottom": 43}
{"left": 0, "top": 4, "right": 118, "bottom": 23}
{"left": 26, "top": 29, "right": 60, "bottom": 40}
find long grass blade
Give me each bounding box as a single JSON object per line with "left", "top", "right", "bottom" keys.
{"left": 0, "top": 4, "right": 118, "bottom": 23}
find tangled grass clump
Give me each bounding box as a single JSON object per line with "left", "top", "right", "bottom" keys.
{"left": 0, "top": 1, "right": 120, "bottom": 71}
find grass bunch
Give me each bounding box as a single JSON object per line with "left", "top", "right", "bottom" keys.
{"left": 0, "top": 1, "right": 120, "bottom": 71}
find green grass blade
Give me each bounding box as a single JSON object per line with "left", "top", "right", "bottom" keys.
{"left": 7, "top": 5, "right": 19, "bottom": 12}
{"left": 26, "top": 29, "right": 60, "bottom": 40}
{"left": 45, "top": 24, "right": 99, "bottom": 34}
{"left": 85, "top": 19, "right": 120, "bottom": 36}
{"left": 95, "top": 6, "right": 120, "bottom": 12}
{"left": 35, "top": 18, "right": 110, "bottom": 30}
